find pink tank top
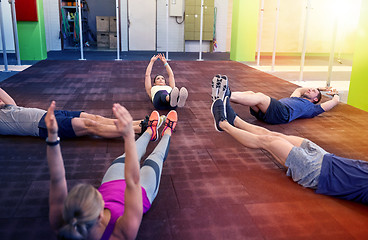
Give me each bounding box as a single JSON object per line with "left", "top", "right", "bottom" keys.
{"left": 98, "top": 179, "right": 151, "bottom": 240}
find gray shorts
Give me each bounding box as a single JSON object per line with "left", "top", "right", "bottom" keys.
{"left": 285, "top": 139, "right": 328, "bottom": 189}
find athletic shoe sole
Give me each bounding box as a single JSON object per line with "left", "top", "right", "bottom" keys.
{"left": 177, "top": 87, "right": 188, "bottom": 107}
{"left": 170, "top": 87, "right": 179, "bottom": 107}
{"left": 148, "top": 110, "right": 160, "bottom": 141}
{"left": 211, "top": 74, "right": 221, "bottom": 101}
{"left": 218, "top": 75, "right": 228, "bottom": 101}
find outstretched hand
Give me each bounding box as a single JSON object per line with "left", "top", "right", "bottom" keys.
{"left": 45, "top": 101, "right": 58, "bottom": 135}
{"left": 318, "top": 86, "right": 332, "bottom": 92}
{"left": 158, "top": 53, "right": 167, "bottom": 64}
{"left": 112, "top": 103, "right": 134, "bottom": 138}
{"left": 150, "top": 55, "right": 159, "bottom": 62}
{"left": 326, "top": 88, "right": 338, "bottom": 96}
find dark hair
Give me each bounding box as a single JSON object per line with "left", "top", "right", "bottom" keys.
{"left": 153, "top": 75, "right": 165, "bottom": 84}
{"left": 313, "top": 90, "right": 322, "bottom": 104}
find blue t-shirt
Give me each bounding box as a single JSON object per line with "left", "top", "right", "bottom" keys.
{"left": 279, "top": 97, "right": 324, "bottom": 122}
{"left": 316, "top": 154, "right": 368, "bottom": 204}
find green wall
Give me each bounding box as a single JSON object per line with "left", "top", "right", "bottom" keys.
{"left": 230, "top": 0, "right": 259, "bottom": 61}
{"left": 348, "top": 0, "right": 368, "bottom": 112}
{"left": 17, "top": 0, "right": 47, "bottom": 60}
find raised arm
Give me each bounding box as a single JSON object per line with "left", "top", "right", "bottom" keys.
{"left": 111, "top": 104, "right": 143, "bottom": 240}
{"left": 290, "top": 87, "right": 309, "bottom": 98}
{"left": 45, "top": 101, "right": 68, "bottom": 232}
{"left": 145, "top": 55, "right": 159, "bottom": 98}
{"left": 159, "top": 53, "right": 175, "bottom": 88}
{"left": 0, "top": 88, "right": 16, "bottom": 105}
{"left": 290, "top": 86, "right": 333, "bottom": 98}
{"left": 320, "top": 89, "right": 340, "bottom": 112}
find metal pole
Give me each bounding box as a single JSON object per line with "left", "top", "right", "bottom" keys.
{"left": 327, "top": 16, "right": 338, "bottom": 87}
{"left": 197, "top": 0, "right": 204, "bottom": 61}
{"left": 78, "top": 0, "right": 85, "bottom": 60}
{"left": 0, "top": 0, "right": 10, "bottom": 72}
{"left": 257, "top": 0, "right": 265, "bottom": 66}
{"left": 115, "top": 0, "right": 121, "bottom": 60}
{"left": 299, "top": 0, "right": 311, "bottom": 82}
{"left": 165, "top": 0, "right": 170, "bottom": 60}
{"left": 9, "top": 0, "right": 20, "bottom": 65}
{"left": 271, "top": 0, "right": 280, "bottom": 72}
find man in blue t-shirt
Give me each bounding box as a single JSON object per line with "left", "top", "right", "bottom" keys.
{"left": 210, "top": 96, "right": 368, "bottom": 204}
{"left": 211, "top": 75, "right": 340, "bottom": 124}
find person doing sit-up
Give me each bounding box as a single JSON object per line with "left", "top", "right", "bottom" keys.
{"left": 145, "top": 53, "right": 188, "bottom": 110}
{"left": 211, "top": 75, "right": 339, "bottom": 124}
{"left": 210, "top": 95, "right": 368, "bottom": 204}
{"left": 0, "top": 87, "right": 149, "bottom": 139}
{"left": 46, "top": 101, "right": 178, "bottom": 239}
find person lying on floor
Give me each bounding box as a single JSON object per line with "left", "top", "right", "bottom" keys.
{"left": 46, "top": 101, "right": 178, "bottom": 239}
{"left": 210, "top": 96, "right": 368, "bottom": 204}
{"left": 145, "top": 53, "right": 188, "bottom": 110}
{"left": 211, "top": 74, "right": 340, "bottom": 124}
{"left": 0, "top": 87, "right": 155, "bottom": 139}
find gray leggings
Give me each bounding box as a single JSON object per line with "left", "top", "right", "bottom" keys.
{"left": 101, "top": 132, "right": 170, "bottom": 204}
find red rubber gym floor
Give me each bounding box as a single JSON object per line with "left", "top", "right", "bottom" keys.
{"left": 0, "top": 60, "right": 367, "bottom": 239}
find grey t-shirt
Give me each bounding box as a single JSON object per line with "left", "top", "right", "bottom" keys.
{"left": 0, "top": 105, "right": 47, "bottom": 136}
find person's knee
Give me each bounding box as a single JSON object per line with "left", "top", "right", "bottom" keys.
{"left": 259, "top": 135, "right": 279, "bottom": 148}
{"left": 82, "top": 113, "right": 102, "bottom": 122}
{"left": 83, "top": 119, "right": 99, "bottom": 130}
{"left": 72, "top": 118, "right": 98, "bottom": 135}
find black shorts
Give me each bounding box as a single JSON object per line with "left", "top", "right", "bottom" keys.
{"left": 38, "top": 110, "right": 82, "bottom": 139}
{"left": 250, "top": 97, "right": 290, "bottom": 124}
{"left": 152, "top": 90, "right": 176, "bottom": 110}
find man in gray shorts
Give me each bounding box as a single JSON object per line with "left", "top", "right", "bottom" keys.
{"left": 0, "top": 88, "right": 145, "bottom": 139}
{"left": 210, "top": 96, "right": 368, "bottom": 204}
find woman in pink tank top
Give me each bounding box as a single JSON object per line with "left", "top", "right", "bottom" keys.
{"left": 45, "top": 101, "right": 177, "bottom": 240}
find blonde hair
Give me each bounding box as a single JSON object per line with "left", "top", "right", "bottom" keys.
{"left": 58, "top": 184, "right": 104, "bottom": 240}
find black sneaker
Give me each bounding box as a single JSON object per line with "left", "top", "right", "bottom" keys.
{"left": 211, "top": 98, "right": 226, "bottom": 132}
{"left": 224, "top": 96, "right": 237, "bottom": 126}
{"left": 138, "top": 115, "right": 150, "bottom": 136}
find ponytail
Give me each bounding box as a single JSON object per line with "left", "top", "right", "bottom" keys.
{"left": 58, "top": 184, "right": 104, "bottom": 240}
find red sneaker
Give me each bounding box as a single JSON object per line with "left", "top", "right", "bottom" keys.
{"left": 148, "top": 110, "right": 160, "bottom": 141}
{"left": 161, "top": 110, "right": 178, "bottom": 137}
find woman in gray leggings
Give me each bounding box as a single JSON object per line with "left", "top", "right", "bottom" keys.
{"left": 46, "top": 101, "right": 178, "bottom": 240}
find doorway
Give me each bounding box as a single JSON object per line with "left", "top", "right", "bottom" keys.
{"left": 127, "top": 0, "right": 156, "bottom": 51}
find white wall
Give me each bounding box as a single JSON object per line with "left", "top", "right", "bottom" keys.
{"left": 157, "top": 0, "right": 185, "bottom": 52}
{"left": 0, "top": 0, "right": 61, "bottom": 52}
{"left": 0, "top": 1, "right": 15, "bottom": 52}
{"left": 213, "top": 0, "right": 229, "bottom": 52}
{"left": 120, "top": 0, "right": 128, "bottom": 51}
{"left": 120, "top": 0, "right": 230, "bottom": 52}
{"left": 259, "top": 0, "right": 362, "bottom": 54}
{"left": 43, "top": 0, "right": 61, "bottom": 51}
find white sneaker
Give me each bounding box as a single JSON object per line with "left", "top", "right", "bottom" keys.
{"left": 170, "top": 87, "right": 179, "bottom": 107}
{"left": 177, "top": 87, "right": 188, "bottom": 107}
{"left": 158, "top": 115, "right": 166, "bottom": 129}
